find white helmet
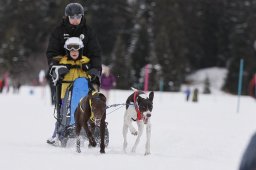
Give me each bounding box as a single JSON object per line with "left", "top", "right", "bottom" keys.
{"left": 64, "top": 37, "right": 84, "bottom": 51}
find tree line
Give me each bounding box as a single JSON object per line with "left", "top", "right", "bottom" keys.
{"left": 0, "top": 0, "right": 256, "bottom": 94}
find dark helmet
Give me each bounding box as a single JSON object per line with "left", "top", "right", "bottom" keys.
{"left": 65, "top": 3, "right": 84, "bottom": 16}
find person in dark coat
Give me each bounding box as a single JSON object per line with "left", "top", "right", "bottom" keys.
{"left": 239, "top": 132, "right": 256, "bottom": 170}
{"left": 192, "top": 88, "right": 199, "bottom": 102}
{"left": 46, "top": 3, "right": 102, "bottom": 78}
{"left": 46, "top": 3, "right": 102, "bottom": 145}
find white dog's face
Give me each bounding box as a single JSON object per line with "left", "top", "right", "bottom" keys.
{"left": 136, "top": 92, "right": 154, "bottom": 124}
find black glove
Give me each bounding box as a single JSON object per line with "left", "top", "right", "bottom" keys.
{"left": 88, "top": 68, "right": 101, "bottom": 77}
{"left": 82, "top": 63, "right": 91, "bottom": 72}
{"left": 49, "top": 65, "right": 69, "bottom": 84}
{"left": 88, "top": 68, "right": 101, "bottom": 86}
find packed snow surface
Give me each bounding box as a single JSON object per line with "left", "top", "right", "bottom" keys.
{"left": 0, "top": 85, "right": 256, "bottom": 170}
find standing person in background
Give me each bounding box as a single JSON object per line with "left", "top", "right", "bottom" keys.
{"left": 100, "top": 66, "right": 116, "bottom": 103}
{"left": 0, "top": 78, "right": 3, "bottom": 93}
{"left": 3, "top": 72, "right": 9, "bottom": 93}
{"left": 192, "top": 88, "right": 199, "bottom": 102}
{"left": 184, "top": 87, "right": 191, "bottom": 101}
{"left": 39, "top": 69, "right": 47, "bottom": 98}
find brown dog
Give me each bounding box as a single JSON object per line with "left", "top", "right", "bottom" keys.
{"left": 75, "top": 91, "right": 107, "bottom": 153}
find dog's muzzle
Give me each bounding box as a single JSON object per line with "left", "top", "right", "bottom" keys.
{"left": 143, "top": 112, "right": 151, "bottom": 124}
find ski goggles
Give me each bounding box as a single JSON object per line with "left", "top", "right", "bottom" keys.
{"left": 68, "top": 14, "right": 83, "bottom": 20}
{"left": 66, "top": 44, "right": 82, "bottom": 51}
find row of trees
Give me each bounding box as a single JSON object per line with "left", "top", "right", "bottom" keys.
{"left": 1, "top": 0, "right": 256, "bottom": 94}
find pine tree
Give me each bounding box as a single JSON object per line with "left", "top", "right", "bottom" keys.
{"left": 111, "top": 35, "right": 132, "bottom": 89}
{"left": 87, "top": 0, "right": 132, "bottom": 64}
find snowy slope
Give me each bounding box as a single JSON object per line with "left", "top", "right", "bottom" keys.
{"left": 185, "top": 67, "right": 228, "bottom": 94}
{"left": 0, "top": 86, "right": 256, "bottom": 170}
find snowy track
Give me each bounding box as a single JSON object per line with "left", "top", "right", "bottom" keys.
{"left": 0, "top": 86, "right": 256, "bottom": 170}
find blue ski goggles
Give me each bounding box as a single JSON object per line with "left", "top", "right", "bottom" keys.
{"left": 68, "top": 14, "right": 83, "bottom": 20}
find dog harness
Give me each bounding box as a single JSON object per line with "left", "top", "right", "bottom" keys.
{"left": 79, "top": 91, "right": 97, "bottom": 122}
{"left": 133, "top": 91, "right": 142, "bottom": 120}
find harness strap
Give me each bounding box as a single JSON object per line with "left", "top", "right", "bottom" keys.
{"left": 133, "top": 91, "right": 142, "bottom": 120}
{"left": 79, "top": 98, "right": 85, "bottom": 112}
{"left": 89, "top": 91, "right": 98, "bottom": 121}
{"left": 79, "top": 91, "right": 97, "bottom": 122}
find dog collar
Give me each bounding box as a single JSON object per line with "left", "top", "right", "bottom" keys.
{"left": 133, "top": 91, "right": 142, "bottom": 120}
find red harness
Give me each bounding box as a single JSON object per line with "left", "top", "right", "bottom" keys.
{"left": 133, "top": 91, "right": 142, "bottom": 120}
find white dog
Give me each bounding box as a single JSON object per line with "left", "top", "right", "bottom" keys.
{"left": 123, "top": 88, "right": 154, "bottom": 155}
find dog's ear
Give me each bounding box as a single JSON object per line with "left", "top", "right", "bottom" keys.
{"left": 149, "top": 91, "right": 154, "bottom": 102}
{"left": 99, "top": 93, "right": 107, "bottom": 102}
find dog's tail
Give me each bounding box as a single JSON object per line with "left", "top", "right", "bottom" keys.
{"left": 131, "top": 87, "right": 138, "bottom": 92}
{"left": 131, "top": 87, "right": 145, "bottom": 95}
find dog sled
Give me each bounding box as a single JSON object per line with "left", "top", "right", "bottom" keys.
{"left": 48, "top": 65, "right": 109, "bottom": 147}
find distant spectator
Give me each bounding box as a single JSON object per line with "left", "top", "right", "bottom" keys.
{"left": 39, "top": 69, "right": 47, "bottom": 86}
{"left": 39, "top": 69, "right": 47, "bottom": 98}
{"left": 239, "top": 132, "right": 256, "bottom": 170}
{"left": 192, "top": 88, "right": 199, "bottom": 102}
{"left": 203, "top": 77, "right": 211, "bottom": 94}
{"left": 13, "top": 82, "right": 21, "bottom": 94}
{"left": 184, "top": 87, "right": 191, "bottom": 101}
{"left": 0, "top": 79, "right": 3, "bottom": 93}
{"left": 3, "top": 72, "right": 10, "bottom": 93}
{"left": 46, "top": 69, "right": 55, "bottom": 105}
{"left": 100, "top": 66, "right": 116, "bottom": 103}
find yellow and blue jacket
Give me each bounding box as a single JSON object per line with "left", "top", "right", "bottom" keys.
{"left": 59, "top": 55, "right": 90, "bottom": 99}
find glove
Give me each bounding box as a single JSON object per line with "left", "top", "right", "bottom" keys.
{"left": 90, "top": 76, "right": 100, "bottom": 86}
{"left": 88, "top": 68, "right": 101, "bottom": 77}
{"left": 49, "top": 65, "right": 69, "bottom": 84}
{"left": 88, "top": 68, "right": 101, "bottom": 86}
{"left": 82, "top": 63, "right": 91, "bottom": 72}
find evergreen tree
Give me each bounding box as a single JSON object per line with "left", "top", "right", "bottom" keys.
{"left": 111, "top": 34, "right": 132, "bottom": 89}
{"left": 223, "top": 0, "right": 256, "bottom": 94}
{"left": 87, "top": 0, "right": 132, "bottom": 64}
{"left": 154, "top": 0, "right": 188, "bottom": 91}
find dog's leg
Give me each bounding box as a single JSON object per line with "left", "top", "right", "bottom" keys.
{"left": 132, "top": 120, "right": 144, "bottom": 153}
{"left": 76, "top": 122, "right": 82, "bottom": 153}
{"left": 83, "top": 121, "right": 96, "bottom": 147}
{"left": 123, "top": 123, "right": 128, "bottom": 153}
{"left": 145, "top": 120, "right": 151, "bottom": 155}
{"left": 125, "top": 109, "right": 138, "bottom": 135}
{"left": 76, "top": 135, "right": 81, "bottom": 153}
{"left": 99, "top": 114, "right": 106, "bottom": 154}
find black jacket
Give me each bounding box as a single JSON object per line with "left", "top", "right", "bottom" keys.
{"left": 46, "top": 17, "right": 102, "bottom": 71}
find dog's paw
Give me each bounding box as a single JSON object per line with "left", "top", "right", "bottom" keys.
{"left": 88, "top": 138, "right": 97, "bottom": 147}
{"left": 100, "top": 149, "right": 105, "bottom": 154}
{"left": 90, "top": 141, "right": 97, "bottom": 147}
{"left": 131, "top": 131, "right": 138, "bottom": 136}
{"left": 131, "top": 147, "right": 136, "bottom": 153}
{"left": 144, "top": 152, "right": 151, "bottom": 156}
{"left": 76, "top": 147, "right": 81, "bottom": 153}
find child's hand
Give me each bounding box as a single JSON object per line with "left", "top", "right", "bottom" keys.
{"left": 82, "top": 63, "right": 90, "bottom": 71}
{"left": 88, "top": 68, "right": 101, "bottom": 77}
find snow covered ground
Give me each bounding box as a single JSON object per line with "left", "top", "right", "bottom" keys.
{"left": 0, "top": 85, "right": 256, "bottom": 170}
